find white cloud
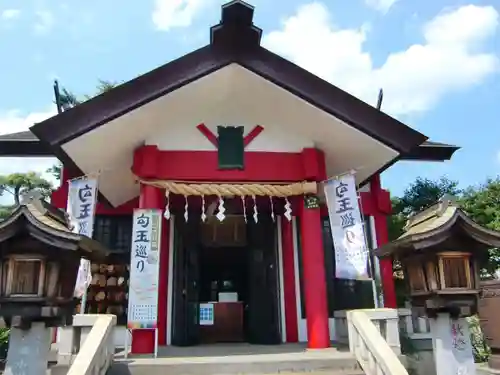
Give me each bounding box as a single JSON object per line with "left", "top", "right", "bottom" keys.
{"left": 1, "top": 9, "right": 21, "bottom": 20}
{"left": 365, "top": 0, "right": 398, "bottom": 14}
{"left": 34, "top": 10, "right": 54, "bottom": 34}
{"left": 152, "top": 0, "right": 207, "bottom": 31}
{"left": 0, "top": 107, "right": 56, "bottom": 136}
{"left": 263, "top": 3, "right": 499, "bottom": 117}
{"left": 0, "top": 108, "right": 59, "bottom": 204}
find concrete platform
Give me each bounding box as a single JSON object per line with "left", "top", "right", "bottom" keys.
{"left": 111, "top": 343, "right": 363, "bottom": 375}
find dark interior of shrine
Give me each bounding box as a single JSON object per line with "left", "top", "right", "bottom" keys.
{"left": 198, "top": 245, "right": 250, "bottom": 343}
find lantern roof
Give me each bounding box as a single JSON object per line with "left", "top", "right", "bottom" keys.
{"left": 376, "top": 195, "right": 500, "bottom": 258}
{"left": 0, "top": 191, "right": 108, "bottom": 260}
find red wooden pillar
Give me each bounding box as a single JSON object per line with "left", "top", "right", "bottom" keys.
{"left": 131, "top": 183, "right": 170, "bottom": 353}
{"left": 299, "top": 195, "right": 330, "bottom": 348}
{"left": 281, "top": 217, "right": 298, "bottom": 343}
{"left": 370, "top": 174, "right": 397, "bottom": 308}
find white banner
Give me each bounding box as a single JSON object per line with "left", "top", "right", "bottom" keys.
{"left": 67, "top": 178, "right": 99, "bottom": 298}
{"left": 127, "top": 209, "right": 162, "bottom": 329}
{"left": 324, "top": 173, "right": 370, "bottom": 280}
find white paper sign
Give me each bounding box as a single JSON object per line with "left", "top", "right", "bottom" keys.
{"left": 199, "top": 303, "right": 214, "bottom": 326}
{"left": 127, "top": 209, "right": 162, "bottom": 329}
{"left": 68, "top": 178, "right": 98, "bottom": 298}
{"left": 324, "top": 173, "right": 369, "bottom": 280}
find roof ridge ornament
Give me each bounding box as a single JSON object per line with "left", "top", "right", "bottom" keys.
{"left": 210, "top": 0, "right": 262, "bottom": 48}
{"left": 437, "top": 194, "right": 458, "bottom": 216}
{"left": 20, "top": 189, "right": 43, "bottom": 205}
{"left": 20, "top": 190, "right": 46, "bottom": 214}
{"left": 404, "top": 194, "right": 459, "bottom": 230}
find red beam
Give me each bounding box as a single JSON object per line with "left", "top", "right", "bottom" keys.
{"left": 196, "top": 123, "right": 218, "bottom": 147}
{"left": 133, "top": 146, "right": 309, "bottom": 182}
{"left": 244, "top": 125, "right": 264, "bottom": 147}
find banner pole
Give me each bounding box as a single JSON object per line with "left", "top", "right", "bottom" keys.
{"left": 68, "top": 176, "right": 99, "bottom": 314}
{"left": 80, "top": 261, "right": 89, "bottom": 314}
{"left": 356, "top": 188, "right": 380, "bottom": 309}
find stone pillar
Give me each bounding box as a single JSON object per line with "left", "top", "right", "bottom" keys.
{"left": 299, "top": 195, "right": 330, "bottom": 349}
{"left": 430, "top": 313, "right": 476, "bottom": 375}
{"left": 5, "top": 323, "right": 52, "bottom": 375}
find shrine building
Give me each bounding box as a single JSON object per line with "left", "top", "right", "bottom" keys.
{"left": 0, "top": 1, "right": 458, "bottom": 354}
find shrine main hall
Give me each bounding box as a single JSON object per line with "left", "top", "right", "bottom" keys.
{"left": 0, "top": 0, "right": 458, "bottom": 354}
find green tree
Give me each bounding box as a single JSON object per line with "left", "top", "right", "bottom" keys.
{"left": 388, "top": 176, "right": 462, "bottom": 306}
{"left": 46, "top": 164, "right": 62, "bottom": 181}
{"left": 0, "top": 172, "right": 53, "bottom": 206}
{"left": 0, "top": 205, "right": 14, "bottom": 220}
{"left": 461, "top": 178, "right": 500, "bottom": 277}
{"left": 388, "top": 176, "right": 461, "bottom": 241}
{"left": 58, "top": 79, "right": 120, "bottom": 108}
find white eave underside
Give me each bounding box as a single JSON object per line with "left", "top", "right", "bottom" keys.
{"left": 61, "top": 64, "right": 398, "bottom": 207}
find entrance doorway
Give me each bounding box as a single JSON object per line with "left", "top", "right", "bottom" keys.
{"left": 171, "top": 210, "right": 281, "bottom": 346}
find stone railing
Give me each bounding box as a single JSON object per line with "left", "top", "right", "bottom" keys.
{"left": 336, "top": 308, "right": 408, "bottom": 375}
{"left": 335, "top": 308, "right": 401, "bottom": 354}
{"left": 60, "top": 314, "right": 116, "bottom": 375}
{"left": 398, "top": 307, "right": 431, "bottom": 340}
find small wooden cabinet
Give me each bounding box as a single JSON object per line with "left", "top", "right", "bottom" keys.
{"left": 199, "top": 302, "right": 244, "bottom": 343}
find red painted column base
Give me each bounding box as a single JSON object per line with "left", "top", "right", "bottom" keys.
{"left": 299, "top": 196, "right": 330, "bottom": 348}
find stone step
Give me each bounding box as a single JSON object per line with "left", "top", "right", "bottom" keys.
{"left": 110, "top": 367, "right": 364, "bottom": 375}
{"left": 109, "top": 361, "right": 363, "bottom": 375}
{"left": 111, "top": 345, "right": 363, "bottom": 375}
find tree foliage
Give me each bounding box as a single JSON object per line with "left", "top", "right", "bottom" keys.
{"left": 389, "top": 176, "right": 500, "bottom": 282}
{"left": 461, "top": 178, "right": 500, "bottom": 277}
{"left": 0, "top": 172, "right": 53, "bottom": 206}
{"left": 58, "top": 79, "right": 120, "bottom": 108}
{"left": 389, "top": 177, "right": 461, "bottom": 241}
{"left": 46, "top": 164, "right": 62, "bottom": 181}
{"left": 389, "top": 176, "right": 464, "bottom": 306}
{"left": 0, "top": 172, "right": 54, "bottom": 220}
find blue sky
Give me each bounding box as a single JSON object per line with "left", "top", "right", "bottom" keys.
{"left": 0, "top": 0, "right": 499, "bottom": 201}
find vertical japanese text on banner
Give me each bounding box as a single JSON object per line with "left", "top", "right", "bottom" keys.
{"left": 324, "top": 174, "right": 370, "bottom": 280}
{"left": 127, "top": 209, "right": 162, "bottom": 330}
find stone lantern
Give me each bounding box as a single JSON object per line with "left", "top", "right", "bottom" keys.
{"left": 0, "top": 193, "right": 108, "bottom": 375}
{"left": 376, "top": 195, "right": 500, "bottom": 375}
